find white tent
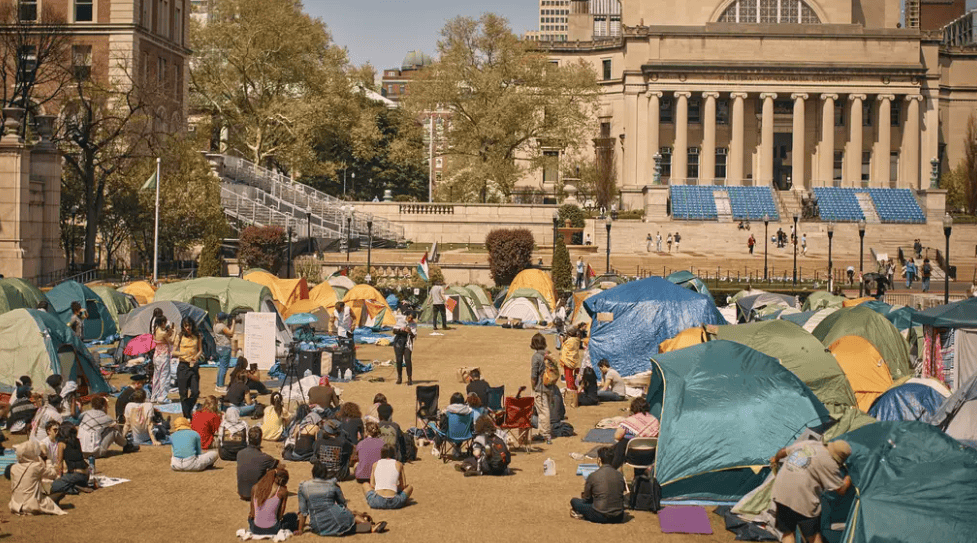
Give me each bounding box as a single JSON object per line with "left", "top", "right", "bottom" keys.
{"left": 497, "top": 297, "right": 553, "bottom": 326}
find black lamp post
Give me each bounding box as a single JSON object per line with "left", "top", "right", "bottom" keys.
{"left": 366, "top": 218, "right": 374, "bottom": 285}
{"left": 286, "top": 226, "right": 293, "bottom": 279}
{"left": 857, "top": 219, "right": 866, "bottom": 296}
{"left": 552, "top": 211, "right": 559, "bottom": 248}
{"left": 827, "top": 222, "right": 835, "bottom": 292}
{"left": 763, "top": 213, "right": 770, "bottom": 281}
{"left": 605, "top": 217, "right": 612, "bottom": 274}
{"left": 944, "top": 214, "right": 953, "bottom": 304}
{"left": 345, "top": 214, "right": 352, "bottom": 264}
{"left": 792, "top": 212, "right": 799, "bottom": 286}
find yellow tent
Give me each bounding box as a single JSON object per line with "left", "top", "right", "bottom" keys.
{"left": 659, "top": 326, "right": 710, "bottom": 353}
{"left": 505, "top": 269, "right": 556, "bottom": 311}
{"left": 244, "top": 271, "right": 310, "bottom": 312}
{"left": 842, "top": 296, "right": 876, "bottom": 308}
{"left": 303, "top": 282, "right": 338, "bottom": 310}
{"left": 830, "top": 335, "right": 893, "bottom": 412}
{"left": 570, "top": 288, "right": 601, "bottom": 327}
{"left": 119, "top": 281, "right": 156, "bottom": 305}
{"left": 343, "top": 284, "right": 396, "bottom": 327}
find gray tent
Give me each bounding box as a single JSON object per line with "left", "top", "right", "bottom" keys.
{"left": 114, "top": 301, "right": 216, "bottom": 363}
{"left": 925, "top": 372, "right": 977, "bottom": 448}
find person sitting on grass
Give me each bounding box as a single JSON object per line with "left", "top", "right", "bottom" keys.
{"left": 297, "top": 462, "right": 388, "bottom": 536}
{"left": 354, "top": 421, "right": 385, "bottom": 484}
{"left": 29, "top": 394, "right": 63, "bottom": 444}
{"left": 362, "top": 444, "right": 413, "bottom": 510}
{"left": 8, "top": 440, "right": 65, "bottom": 516}
{"left": 577, "top": 367, "right": 600, "bottom": 407}
{"left": 115, "top": 374, "right": 148, "bottom": 424}
{"left": 122, "top": 388, "right": 161, "bottom": 447}
{"left": 217, "top": 406, "right": 249, "bottom": 461}
{"left": 311, "top": 419, "right": 355, "bottom": 482}
{"left": 170, "top": 417, "right": 218, "bottom": 472}
{"left": 237, "top": 427, "right": 279, "bottom": 502}
{"left": 308, "top": 376, "right": 341, "bottom": 413}
{"left": 465, "top": 369, "right": 490, "bottom": 407}
{"left": 50, "top": 424, "right": 96, "bottom": 496}
{"left": 364, "top": 393, "right": 387, "bottom": 423}
{"left": 260, "top": 392, "right": 290, "bottom": 442}
{"left": 376, "top": 403, "right": 411, "bottom": 462}
{"left": 337, "top": 402, "right": 364, "bottom": 444}
{"left": 7, "top": 378, "right": 38, "bottom": 433}
{"left": 570, "top": 446, "right": 626, "bottom": 524}
{"left": 79, "top": 396, "right": 136, "bottom": 458}
{"left": 191, "top": 396, "right": 222, "bottom": 449}
{"left": 596, "top": 359, "right": 627, "bottom": 402}
{"left": 223, "top": 373, "right": 258, "bottom": 417}
{"left": 456, "top": 415, "right": 510, "bottom": 477}
{"left": 248, "top": 467, "right": 298, "bottom": 536}
{"left": 229, "top": 357, "right": 270, "bottom": 396}
{"left": 610, "top": 397, "right": 659, "bottom": 469}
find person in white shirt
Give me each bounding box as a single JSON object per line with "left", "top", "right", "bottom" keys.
{"left": 656, "top": 232, "right": 662, "bottom": 252}
{"left": 332, "top": 301, "right": 353, "bottom": 338}
{"left": 430, "top": 282, "right": 449, "bottom": 331}
{"left": 596, "top": 359, "right": 626, "bottom": 402}
{"left": 576, "top": 258, "right": 585, "bottom": 289}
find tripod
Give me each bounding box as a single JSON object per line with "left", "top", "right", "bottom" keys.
{"left": 279, "top": 345, "right": 309, "bottom": 408}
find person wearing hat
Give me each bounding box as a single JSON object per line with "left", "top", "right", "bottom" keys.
{"left": 170, "top": 416, "right": 218, "bottom": 472}
{"left": 213, "top": 312, "right": 238, "bottom": 393}
{"left": 311, "top": 419, "right": 355, "bottom": 482}
{"left": 769, "top": 440, "right": 852, "bottom": 543}
{"left": 116, "top": 374, "right": 149, "bottom": 424}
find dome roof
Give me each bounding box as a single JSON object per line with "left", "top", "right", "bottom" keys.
{"left": 401, "top": 50, "right": 433, "bottom": 70}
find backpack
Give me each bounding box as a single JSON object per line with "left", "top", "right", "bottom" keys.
{"left": 542, "top": 358, "right": 560, "bottom": 387}
{"left": 481, "top": 435, "right": 510, "bottom": 475}
{"left": 628, "top": 471, "right": 662, "bottom": 512}
{"left": 379, "top": 424, "right": 398, "bottom": 451}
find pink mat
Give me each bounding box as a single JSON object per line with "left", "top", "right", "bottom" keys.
{"left": 658, "top": 506, "right": 713, "bottom": 534}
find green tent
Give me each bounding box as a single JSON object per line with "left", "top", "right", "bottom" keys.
{"left": 837, "top": 421, "right": 977, "bottom": 543}
{"left": 45, "top": 280, "right": 118, "bottom": 341}
{"left": 418, "top": 286, "right": 480, "bottom": 323}
{"left": 0, "top": 278, "right": 48, "bottom": 314}
{"left": 90, "top": 286, "right": 137, "bottom": 329}
{"left": 0, "top": 308, "right": 110, "bottom": 393}
{"left": 647, "top": 340, "right": 831, "bottom": 502}
{"left": 861, "top": 300, "right": 919, "bottom": 332}
{"left": 464, "top": 284, "right": 498, "bottom": 320}
{"left": 812, "top": 306, "right": 912, "bottom": 380}
{"left": 666, "top": 270, "right": 712, "bottom": 299}
{"left": 803, "top": 291, "right": 846, "bottom": 312}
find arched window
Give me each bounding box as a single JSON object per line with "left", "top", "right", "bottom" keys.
{"left": 718, "top": 0, "right": 821, "bottom": 24}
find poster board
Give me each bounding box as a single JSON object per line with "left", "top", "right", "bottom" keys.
{"left": 244, "top": 312, "right": 277, "bottom": 370}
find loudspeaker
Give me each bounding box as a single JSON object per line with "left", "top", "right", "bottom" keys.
{"left": 331, "top": 349, "right": 354, "bottom": 377}
{"left": 296, "top": 351, "right": 322, "bottom": 376}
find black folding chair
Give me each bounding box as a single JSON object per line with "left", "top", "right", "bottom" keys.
{"left": 486, "top": 385, "right": 505, "bottom": 412}
{"left": 415, "top": 384, "right": 440, "bottom": 429}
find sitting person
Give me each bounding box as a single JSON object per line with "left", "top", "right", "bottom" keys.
{"left": 570, "top": 446, "right": 626, "bottom": 524}
{"left": 596, "top": 359, "right": 627, "bottom": 402}
{"left": 307, "top": 376, "right": 340, "bottom": 412}
{"left": 376, "top": 404, "right": 412, "bottom": 463}
{"left": 79, "top": 396, "right": 136, "bottom": 457}
{"left": 237, "top": 427, "right": 279, "bottom": 502}
{"left": 337, "top": 402, "right": 364, "bottom": 444}
{"left": 311, "top": 419, "right": 355, "bottom": 482}
{"left": 50, "top": 424, "right": 95, "bottom": 496}
{"left": 289, "top": 417, "right": 321, "bottom": 462}
{"left": 223, "top": 373, "right": 258, "bottom": 417}
{"left": 8, "top": 440, "right": 66, "bottom": 516}
{"left": 577, "top": 367, "right": 600, "bottom": 407}
{"left": 114, "top": 374, "right": 148, "bottom": 424}
{"left": 29, "top": 394, "right": 63, "bottom": 444}
{"left": 7, "top": 377, "right": 38, "bottom": 433}
{"left": 362, "top": 444, "right": 413, "bottom": 510}
{"left": 170, "top": 417, "right": 218, "bottom": 472}
{"left": 122, "top": 389, "right": 161, "bottom": 447}
{"left": 364, "top": 393, "right": 386, "bottom": 423}
{"left": 191, "top": 396, "right": 223, "bottom": 449}
{"left": 217, "top": 406, "right": 249, "bottom": 461}
{"left": 437, "top": 393, "right": 474, "bottom": 459}
{"left": 456, "top": 415, "right": 510, "bottom": 477}
{"left": 610, "top": 397, "right": 659, "bottom": 469}
{"left": 229, "top": 357, "right": 270, "bottom": 396}
{"left": 260, "top": 392, "right": 290, "bottom": 442}
{"left": 248, "top": 467, "right": 298, "bottom": 535}
{"left": 296, "top": 462, "right": 387, "bottom": 536}
{"left": 58, "top": 381, "right": 82, "bottom": 425}
{"left": 465, "top": 369, "right": 490, "bottom": 407}
{"left": 466, "top": 393, "right": 484, "bottom": 421}
{"left": 354, "top": 421, "right": 385, "bottom": 484}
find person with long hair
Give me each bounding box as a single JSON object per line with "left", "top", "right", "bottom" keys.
{"left": 50, "top": 424, "right": 95, "bottom": 495}
{"left": 260, "top": 392, "right": 290, "bottom": 442}
{"left": 191, "top": 396, "right": 223, "bottom": 449}
{"left": 364, "top": 393, "right": 386, "bottom": 423}
{"left": 213, "top": 312, "right": 237, "bottom": 393}
{"left": 560, "top": 326, "right": 582, "bottom": 391}
{"left": 150, "top": 315, "right": 175, "bottom": 403}
{"left": 229, "top": 356, "right": 270, "bottom": 395}
{"left": 248, "top": 467, "right": 298, "bottom": 535}
{"left": 8, "top": 440, "right": 65, "bottom": 516}
{"left": 297, "top": 462, "right": 387, "bottom": 536}
{"left": 172, "top": 316, "right": 203, "bottom": 418}
{"left": 610, "top": 397, "right": 659, "bottom": 469}
{"left": 337, "top": 402, "right": 364, "bottom": 444}
{"left": 466, "top": 393, "right": 484, "bottom": 421}
{"left": 354, "top": 421, "right": 384, "bottom": 483}
{"left": 577, "top": 366, "right": 600, "bottom": 407}
{"left": 529, "top": 333, "right": 558, "bottom": 444}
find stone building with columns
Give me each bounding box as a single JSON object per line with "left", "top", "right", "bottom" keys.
{"left": 524, "top": 0, "right": 977, "bottom": 219}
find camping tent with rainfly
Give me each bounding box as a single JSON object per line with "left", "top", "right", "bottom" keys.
{"left": 0, "top": 308, "right": 111, "bottom": 394}
{"left": 327, "top": 275, "right": 356, "bottom": 299}
{"left": 463, "top": 285, "right": 497, "bottom": 320}
{"left": 647, "top": 341, "right": 831, "bottom": 503}
{"left": 243, "top": 270, "right": 310, "bottom": 314}
{"left": 342, "top": 284, "right": 396, "bottom": 328}
{"left": 45, "top": 280, "right": 118, "bottom": 341}
{"left": 504, "top": 269, "right": 557, "bottom": 313}
{"left": 924, "top": 372, "right": 977, "bottom": 448}
{"left": 418, "top": 286, "right": 481, "bottom": 324}
{"left": 90, "top": 286, "right": 138, "bottom": 329}
{"left": 114, "top": 301, "right": 217, "bottom": 363}
{"left": 812, "top": 305, "right": 913, "bottom": 382}
{"left": 912, "top": 297, "right": 977, "bottom": 391}
{"left": 734, "top": 292, "right": 797, "bottom": 323}
{"left": 0, "top": 278, "right": 48, "bottom": 315}
{"left": 802, "top": 291, "right": 846, "bottom": 312}
{"left": 828, "top": 335, "right": 894, "bottom": 412}
{"left": 665, "top": 270, "right": 712, "bottom": 298}
{"left": 584, "top": 277, "right": 725, "bottom": 377}
{"left": 868, "top": 381, "right": 948, "bottom": 423}
{"left": 119, "top": 281, "right": 156, "bottom": 306}
{"left": 496, "top": 288, "right": 554, "bottom": 326}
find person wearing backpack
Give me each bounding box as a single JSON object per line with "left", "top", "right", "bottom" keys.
{"left": 530, "top": 333, "right": 559, "bottom": 445}
{"left": 456, "top": 415, "right": 509, "bottom": 477}
{"left": 376, "top": 403, "right": 412, "bottom": 462}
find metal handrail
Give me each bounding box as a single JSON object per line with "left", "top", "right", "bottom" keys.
{"left": 220, "top": 188, "right": 337, "bottom": 239}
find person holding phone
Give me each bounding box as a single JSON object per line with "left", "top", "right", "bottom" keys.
{"left": 392, "top": 310, "right": 417, "bottom": 385}
{"left": 173, "top": 317, "right": 203, "bottom": 418}
{"left": 230, "top": 357, "right": 270, "bottom": 396}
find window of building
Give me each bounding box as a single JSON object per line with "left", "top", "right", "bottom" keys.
{"left": 142, "top": 0, "right": 151, "bottom": 28}
{"left": 833, "top": 150, "right": 844, "bottom": 182}
{"left": 75, "top": 0, "right": 94, "bottom": 22}
{"left": 834, "top": 104, "right": 844, "bottom": 127}
{"left": 718, "top": 0, "right": 821, "bottom": 23}
{"left": 157, "top": 57, "right": 167, "bottom": 83}
{"left": 716, "top": 148, "right": 728, "bottom": 179}
{"left": 142, "top": 51, "right": 150, "bottom": 84}
{"left": 687, "top": 147, "right": 699, "bottom": 180}
{"left": 160, "top": 0, "right": 170, "bottom": 37}
{"left": 602, "top": 59, "right": 611, "bottom": 81}
{"left": 660, "top": 147, "right": 672, "bottom": 178}
{"left": 717, "top": 99, "right": 730, "bottom": 125}
{"left": 689, "top": 99, "right": 701, "bottom": 124}
{"left": 660, "top": 97, "right": 673, "bottom": 123}
{"left": 861, "top": 151, "right": 871, "bottom": 184}
{"left": 600, "top": 121, "right": 611, "bottom": 138}
{"left": 862, "top": 100, "right": 872, "bottom": 126}
{"left": 889, "top": 152, "right": 899, "bottom": 184}
{"left": 175, "top": 5, "right": 182, "bottom": 43}
{"left": 72, "top": 45, "right": 92, "bottom": 81}
{"left": 890, "top": 103, "right": 900, "bottom": 127}
{"left": 543, "top": 150, "right": 560, "bottom": 183}
{"left": 19, "top": 0, "right": 37, "bottom": 21}
{"left": 399, "top": 84, "right": 405, "bottom": 94}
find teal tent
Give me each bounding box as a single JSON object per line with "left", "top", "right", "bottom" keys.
{"left": 861, "top": 300, "right": 919, "bottom": 332}
{"left": 837, "top": 421, "right": 977, "bottom": 543}
{"left": 0, "top": 278, "right": 48, "bottom": 315}
{"left": 45, "top": 281, "right": 118, "bottom": 341}
{"left": 647, "top": 341, "right": 831, "bottom": 502}
{"left": 666, "top": 270, "right": 712, "bottom": 298}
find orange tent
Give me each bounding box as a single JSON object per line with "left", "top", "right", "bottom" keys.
{"left": 842, "top": 297, "right": 876, "bottom": 308}
{"left": 244, "top": 271, "right": 310, "bottom": 312}
{"left": 659, "top": 326, "right": 710, "bottom": 353}
{"left": 119, "top": 281, "right": 156, "bottom": 305}
{"left": 343, "top": 284, "right": 396, "bottom": 327}
{"left": 830, "top": 335, "right": 893, "bottom": 411}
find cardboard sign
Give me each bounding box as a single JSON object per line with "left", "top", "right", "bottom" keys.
{"left": 597, "top": 312, "right": 614, "bottom": 323}
{"left": 243, "top": 312, "right": 277, "bottom": 370}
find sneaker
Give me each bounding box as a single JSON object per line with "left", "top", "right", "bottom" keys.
{"left": 570, "top": 510, "right": 584, "bottom": 520}
{"left": 215, "top": 386, "right": 227, "bottom": 394}
{"left": 463, "top": 470, "right": 478, "bottom": 477}
{"left": 122, "top": 443, "right": 140, "bottom": 454}
{"left": 373, "top": 521, "right": 388, "bottom": 534}
{"left": 454, "top": 464, "right": 466, "bottom": 473}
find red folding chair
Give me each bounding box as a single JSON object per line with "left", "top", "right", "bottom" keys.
{"left": 500, "top": 395, "right": 535, "bottom": 453}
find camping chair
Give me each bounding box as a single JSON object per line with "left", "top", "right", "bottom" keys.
{"left": 624, "top": 437, "right": 657, "bottom": 473}
{"left": 486, "top": 385, "right": 505, "bottom": 412}
{"left": 415, "top": 385, "right": 440, "bottom": 429}
{"left": 429, "top": 411, "right": 474, "bottom": 463}
{"left": 500, "top": 395, "right": 535, "bottom": 453}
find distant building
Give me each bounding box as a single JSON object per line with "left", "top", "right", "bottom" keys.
{"left": 920, "top": 0, "right": 967, "bottom": 30}
{"left": 534, "top": 0, "right": 621, "bottom": 42}
{"left": 380, "top": 50, "right": 432, "bottom": 103}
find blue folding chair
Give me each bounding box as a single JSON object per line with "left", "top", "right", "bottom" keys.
{"left": 429, "top": 411, "right": 474, "bottom": 462}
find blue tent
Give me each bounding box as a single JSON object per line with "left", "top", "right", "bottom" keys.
{"left": 868, "top": 383, "right": 946, "bottom": 422}
{"left": 46, "top": 280, "right": 118, "bottom": 341}
{"left": 385, "top": 293, "right": 399, "bottom": 310}
{"left": 584, "top": 277, "right": 725, "bottom": 376}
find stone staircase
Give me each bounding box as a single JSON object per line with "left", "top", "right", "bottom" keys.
{"left": 714, "top": 190, "right": 733, "bottom": 222}
{"left": 855, "top": 192, "right": 881, "bottom": 223}
{"left": 776, "top": 190, "right": 804, "bottom": 222}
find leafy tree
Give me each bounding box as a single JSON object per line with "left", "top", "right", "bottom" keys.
{"left": 197, "top": 233, "right": 223, "bottom": 277}
{"left": 594, "top": 139, "right": 617, "bottom": 210}
{"left": 552, "top": 236, "right": 572, "bottom": 292}
{"left": 485, "top": 228, "right": 535, "bottom": 286}
{"left": 944, "top": 115, "right": 977, "bottom": 216}
{"left": 239, "top": 226, "right": 286, "bottom": 273}
{"left": 404, "top": 14, "right": 600, "bottom": 202}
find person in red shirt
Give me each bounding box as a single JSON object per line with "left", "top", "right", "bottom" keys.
{"left": 192, "top": 395, "right": 223, "bottom": 449}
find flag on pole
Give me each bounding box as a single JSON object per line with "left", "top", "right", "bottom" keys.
{"left": 587, "top": 264, "right": 596, "bottom": 278}
{"left": 417, "top": 252, "right": 429, "bottom": 282}
{"left": 141, "top": 170, "right": 157, "bottom": 191}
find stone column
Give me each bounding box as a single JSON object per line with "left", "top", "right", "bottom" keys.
{"left": 623, "top": 90, "right": 638, "bottom": 186}
{"left": 636, "top": 91, "right": 648, "bottom": 185}
{"left": 848, "top": 94, "right": 866, "bottom": 186}
{"left": 647, "top": 92, "right": 662, "bottom": 180}
{"left": 791, "top": 93, "right": 808, "bottom": 190}
{"left": 702, "top": 92, "right": 719, "bottom": 184}
{"left": 876, "top": 95, "right": 894, "bottom": 187}
{"left": 673, "top": 91, "right": 691, "bottom": 183}
{"left": 904, "top": 95, "right": 922, "bottom": 190}
{"left": 820, "top": 94, "right": 838, "bottom": 185}
{"left": 730, "top": 92, "right": 748, "bottom": 184}
{"left": 759, "top": 92, "right": 777, "bottom": 185}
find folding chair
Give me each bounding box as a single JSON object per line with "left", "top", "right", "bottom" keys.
{"left": 429, "top": 411, "right": 474, "bottom": 463}
{"left": 500, "top": 395, "right": 535, "bottom": 453}
{"left": 486, "top": 385, "right": 505, "bottom": 412}
{"left": 624, "top": 437, "right": 658, "bottom": 473}
{"left": 415, "top": 385, "right": 440, "bottom": 429}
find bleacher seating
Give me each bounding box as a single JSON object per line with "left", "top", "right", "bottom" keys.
{"left": 726, "top": 186, "right": 780, "bottom": 221}
{"left": 670, "top": 185, "right": 718, "bottom": 220}
{"left": 865, "top": 188, "right": 926, "bottom": 224}
{"left": 812, "top": 187, "right": 865, "bottom": 222}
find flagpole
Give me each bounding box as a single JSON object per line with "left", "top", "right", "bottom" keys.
{"left": 153, "top": 157, "right": 160, "bottom": 283}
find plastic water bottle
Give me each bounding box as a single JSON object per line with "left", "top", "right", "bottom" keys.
{"left": 344, "top": 368, "right": 352, "bottom": 381}
{"left": 87, "top": 455, "right": 96, "bottom": 482}
{"left": 543, "top": 457, "right": 556, "bottom": 476}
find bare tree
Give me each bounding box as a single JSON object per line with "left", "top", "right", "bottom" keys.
{"left": 965, "top": 114, "right": 977, "bottom": 215}
{"left": 594, "top": 137, "right": 617, "bottom": 210}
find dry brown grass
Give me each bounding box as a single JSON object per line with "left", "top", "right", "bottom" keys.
{"left": 0, "top": 326, "right": 737, "bottom": 542}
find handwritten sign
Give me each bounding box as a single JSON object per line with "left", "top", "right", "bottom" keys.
{"left": 244, "top": 312, "right": 277, "bottom": 370}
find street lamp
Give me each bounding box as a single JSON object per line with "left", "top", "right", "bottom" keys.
{"left": 552, "top": 210, "right": 559, "bottom": 248}
{"left": 827, "top": 222, "right": 835, "bottom": 292}
{"left": 605, "top": 217, "right": 612, "bottom": 274}
{"left": 365, "top": 217, "right": 374, "bottom": 285}
{"left": 763, "top": 213, "right": 770, "bottom": 281}
{"left": 792, "top": 212, "right": 799, "bottom": 286}
{"left": 345, "top": 209, "right": 352, "bottom": 265}
{"left": 943, "top": 214, "right": 953, "bottom": 304}
{"left": 857, "top": 219, "right": 866, "bottom": 296}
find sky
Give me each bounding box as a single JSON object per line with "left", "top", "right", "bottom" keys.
{"left": 303, "top": 0, "right": 539, "bottom": 71}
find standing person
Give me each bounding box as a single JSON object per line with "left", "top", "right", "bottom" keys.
{"left": 673, "top": 232, "right": 681, "bottom": 252}
{"left": 362, "top": 444, "right": 413, "bottom": 510}
{"left": 560, "top": 327, "right": 582, "bottom": 392}
{"left": 430, "top": 282, "right": 450, "bottom": 331}
{"left": 922, "top": 258, "right": 932, "bottom": 292}
{"left": 576, "top": 257, "right": 585, "bottom": 289}
{"left": 914, "top": 238, "right": 922, "bottom": 258}
{"left": 173, "top": 317, "right": 203, "bottom": 419}
{"left": 331, "top": 301, "right": 353, "bottom": 338}
{"left": 150, "top": 316, "right": 175, "bottom": 403}
{"left": 748, "top": 234, "right": 755, "bottom": 255}
{"left": 213, "top": 312, "right": 237, "bottom": 393}
{"left": 79, "top": 396, "right": 134, "bottom": 457}
{"left": 846, "top": 265, "right": 855, "bottom": 286}
{"left": 530, "top": 333, "right": 558, "bottom": 445}
{"left": 801, "top": 233, "right": 807, "bottom": 256}
{"left": 296, "top": 462, "right": 388, "bottom": 536}
{"left": 392, "top": 310, "right": 417, "bottom": 385}
{"left": 596, "top": 359, "right": 626, "bottom": 402}
{"left": 248, "top": 468, "right": 298, "bottom": 535}
{"left": 666, "top": 233, "right": 673, "bottom": 253}
{"left": 656, "top": 232, "right": 663, "bottom": 252}
{"left": 645, "top": 233, "right": 652, "bottom": 252}
{"left": 905, "top": 258, "right": 917, "bottom": 289}
{"left": 169, "top": 417, "right": 218, "bottom": 472}
{"left": 886, "top": 259, "right": 895, "bottom": 287}
{"left": 769, "top": 440, "right": 852, "bottom": 543}
{"left": 237, "top": 427, "right": 279, "bottom": 501}
{"left": 569, "top": 446, "right": 626, "bottom": 524}
{"left": 68, "top": 302, "right": 85, "bottom": 341}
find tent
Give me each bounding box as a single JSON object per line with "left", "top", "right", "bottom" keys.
{"left": 119, "top": 281, "right": 156, "bottom": 305}
{"left": 0, "top": 308, "right": 110, "bottom": 393}
{"left": 647, "top": 341, "right": 830, "bottom": 502}
{"left": 868, "top": 383, "right": 947, "bottom": 422}
{"left": 658, "top": 326, "right": 710, "bottom": 353}
{"left": 913, "top": 297, "right": 977, "bottom": 391}
{"left": 836, "top": 421, "right": 977, "bottom": 543}
{"left": 0, "top": 278, "right": 48, "bottom": 314}
{"left": 504, "top": 269, "right": 556, "bottom": 311}
{"left": 243, "top": 270, "right": 310, "bottom": 313}
{"left": 925, "top": 373, "right": 977, "bottom": 447}
{"left": 860, "top": 300, "right": 919, "bottom": 332}
{"left": 584, "top": 277, "right": 725, "bottom": 377}
{"left": 327, "top": 275, "right": 356, "bottom": 300}
{"left": 829, "top": 335, "right": 893, "bottom": 412}
{"left": 735, "top": 292, "right": 797, "bottom": 323}
{"left": 45, "top": 280, "right": 118, "bottom": 341}
{"left": 497, "top": 291, "right": 553, "bottom": 326}
{"left": 90, "top": 286, "right": 138, "bottom": 329}
{"left": 115, "top": 301, "right": 217, "bottom": 363}
{"left": 780, "top": 307, "right": 839, "bottom": 333}
{"left": 665, "top": 270, "right": 712, "bottom": 298}
{"left": 464, "top": 284, "right": 497, "bottom": 320}
{"left": 342, "top": 284, "right": 396, "bottom": 327}
{"left": 812, "top": 306, "right": 912, "bottom": 381}
{"left": 418, "top": 286, "right": 480, "bottom": 324}
{"left": 842, "top": 296, "right": 876, "bottom": 308}
{"left": 569, "top": 288, "right": 602, "bottom": 328}
{"left": 802, "top": 291, "right": 846, "bottom": 312}
{"left": 587, "top": 273, "right": 626, "bottom": 290}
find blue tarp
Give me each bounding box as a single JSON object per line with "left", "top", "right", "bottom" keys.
{"left": 868, "top": 383, "right": 945, "bottom": 421}
{"left": 584, "top": 277, "right": 725, "bottom": 377}
{"left": 385, "top": 294, "right": 399, "bottom": 309}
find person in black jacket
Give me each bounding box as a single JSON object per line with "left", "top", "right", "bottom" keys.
{"left": 115, "top": 374, "right": 148, "bottom": 424}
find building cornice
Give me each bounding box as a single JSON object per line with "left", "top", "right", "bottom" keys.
{"left": 639, "top": 60, "right": 926, "bottom": 77}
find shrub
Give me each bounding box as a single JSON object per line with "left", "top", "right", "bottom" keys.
{"left": 552, "top": 236, "right": 572, "bottom": 292}
{"left": 558, "top": 204, "right": 585, "bottom": 245}
{"left": 295, "top": 256, "right": 322, "bottom": 283}
{"left": 197, "top": 234, "right": 223, "bottom": 277}
{"left": 485, "top": 228, "right": 535, "bottom": 286}
{"left": 239, "top": 226, "right": 286, "bottom": 272}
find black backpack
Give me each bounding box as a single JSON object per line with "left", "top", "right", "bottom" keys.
{"left": 629, "top": 471, "right": 662, "bottom": 512}
{"left": 481, "top": 435, "right": 510, "bottom": 475}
